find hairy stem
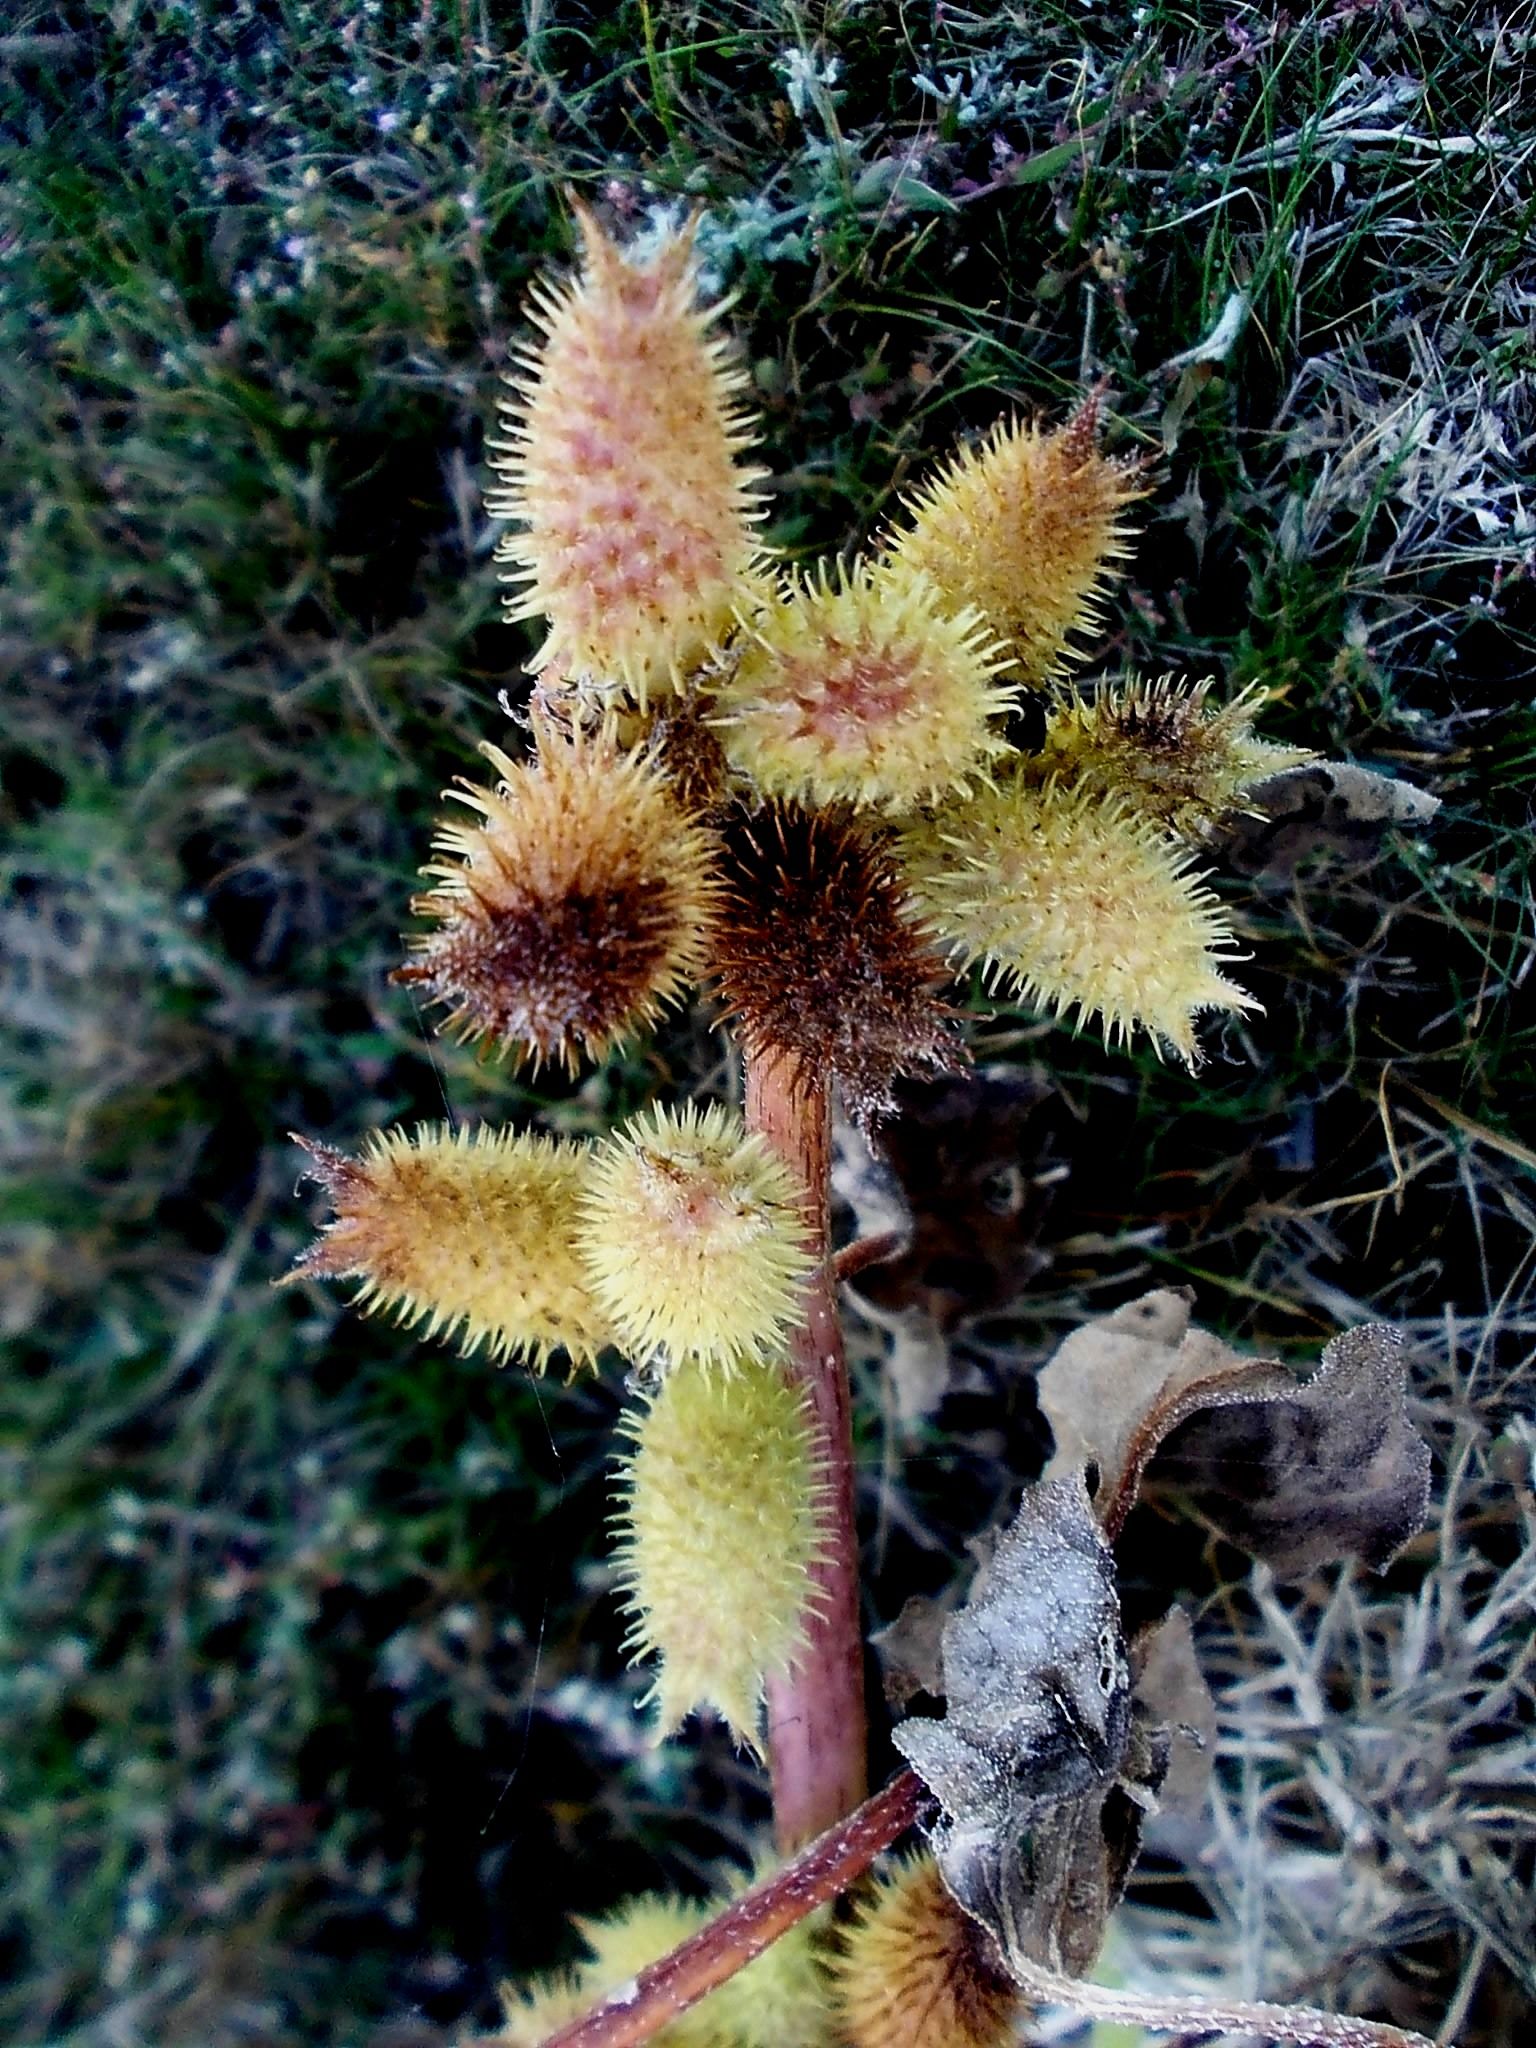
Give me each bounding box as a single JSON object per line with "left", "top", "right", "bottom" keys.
{"left": 744, "top": 1050, "right": 868, "bottom": 1850}
{"left": 1003, "top": 1954, "right": 1442, "bottom": 2048}
{"left": 534, "top": 1772, "right": 931, "bottom": 2048}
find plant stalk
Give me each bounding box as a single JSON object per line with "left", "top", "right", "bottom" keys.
{"left": 533, "top": 1772, "right": 931, "bottom": 2048}
{"left": 744, "top": 1050, "right": 868, "bottom": 1850}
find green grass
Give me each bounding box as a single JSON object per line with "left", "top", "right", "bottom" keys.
{"left": 2, "top": 0, "right": 1533, "bottom": 2041}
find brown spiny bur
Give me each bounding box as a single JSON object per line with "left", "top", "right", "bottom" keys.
{"left": 395, "top": 724, "right": 721, "bottom": 1071}
{"left": 644, "top": 696, "right": 733, "bottom": 816}
{"left": 711, "top": 802, "right": 962, "bottom": 1129}
{"left": 1036, "top": 674, "right": 1313, "bottom": 841}
{"left": 832, "top": 1854, "right": 1021, "bottom": 2048}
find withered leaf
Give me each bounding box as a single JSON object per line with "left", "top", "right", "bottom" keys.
{"left": 1150, "top": 1322, "right": 1433, "bottom": 1577}
{"left": 892, "top": 1473, "right": 1131, "bottom": 1823}
{"left": 872, "top": 1591, "right": 952, "bottom": 1711}
{"left": 1222, "top": 759, "right": 1440, "bottom": 878}
{"left": 833, "top": 1068, "right": 1062, "bottom": 1425}
{"left": 1038, "top": 1288, "right": 1293, "bottom": 1539}
{"left": 892, "top": 1472, "right": 1151, "bottom": 1979}
{"left": 1037, "top": 1292, "right": 1431, "bottom": 1577}
{"left": 1129, "top": 1608, "right": 1215, "bottom": 1822}
{"left": 837, "top": 1068, "right": 1061, "bottom": 1332}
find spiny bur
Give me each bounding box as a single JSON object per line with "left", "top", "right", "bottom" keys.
{"left": 831, "top": 1855, "right": 1020, "bottom": 2048}
{"left": 644, "top": 696, "right": 734, "bottom": 816}
{"left": 712, "top": 801, "right": 959, "bottom": 1129}
{"left": 614, "top": 1357, "right": 827, "bottom": 1747}
{"left": 284, "top": 1125, "right": 610, "bottom": 1370}
{"left": 886, "top": 397, "right": 1142, "bottom": 686}
{"left": 576, "top": 1102, "right": 814, "bottom": 1373}
{"left": 495, "top": 1892, "right": 833, "bottom": 2048}
{"left": 487, "top": 201, "right": 767, "bottom": 700}
{"left": 395, "top": 723, "right": 720, "bottom": 1072}
{"left": 712, "top": 561, "right": 1013, "bottom": 812}
{"left": 1036, "top": 674, "right": 1314, "bottom": 839}
{"left": 902, "top": 778, "right": 1257, "bottom": 1066}
{"left": 491, "top": 1971, "right": 592, "bottom": 2048}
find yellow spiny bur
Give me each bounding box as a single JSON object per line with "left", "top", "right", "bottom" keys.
{"left": 614, "top": 1358, "right": 827, "bottom": 1748}
{"left": 489, "top": 1972, "right": 591, "bottom": 2047}
{"left": 487, "top": 202, "right": 767, "bottom": 701}
{"left": 396, "top": 724, "right": 722, "bottom": 1072}
{"left": 885, "top": 399, "right": 1142, "bottom": 686}
{"left": 283, "top": 1124, "right": 610, "bottom": 1371}
{"left": 901, "top": 778, "right": 1257, "bottom": 1066}
{"left": 576, "top": 1102, "right": 814, "bottom": 1373}
{"left": 710, "top": 561, "right": 1014, "bottom": 813}
{"left": 1036, "top": 674, "right": 1313, "bottom": 840}
{"left": 494, "top": 1892, "right": 834, "bottom": 2048}
{"left": 832, "top": 1855, "right": 1020, "bottom": 2048}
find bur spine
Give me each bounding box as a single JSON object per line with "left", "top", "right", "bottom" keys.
{"left": 285, "top": 1124, "right": 610, "bottom": 1370}
{"left": 488, "top": 202, "right": 766, "bottom": 699}
{"left": 614, "top": 1358, "right": 826, "bottom": 1747}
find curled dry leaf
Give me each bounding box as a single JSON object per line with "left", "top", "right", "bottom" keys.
{"left": 872, "top": 1590, "right": 952, "bottom": 1713}
{"left": 1037, "top": 1288, "right": 1292, "bottom": 1537}
{"left": 1037, "top": 1289, "right": 1432, "bottom": 1576}
{"left": 1150, "top": 1322, "right": 1433, "bottom": 1577}
{"left": 1128, "top": 1607, "right": 1216, "bottom": 1822}
{"left": 833, "top": 1070, "right": 1062, "bottom": 1425}
{"left": 873, "top": 1472, "right": 1436, "bottom": 2048}
{"left": 891, "top": 1472, "right": 1166, "bottom": 1980}
{"left": 873, "top": 1556, "right": 1216, "bottom": 1752}
{"left": 1221, "top": 759, "right": 1440, "bottom": 878}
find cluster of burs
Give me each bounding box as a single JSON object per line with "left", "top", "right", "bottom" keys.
{"left": 288, "top": 201, "right": 1310, "bottom": 2048}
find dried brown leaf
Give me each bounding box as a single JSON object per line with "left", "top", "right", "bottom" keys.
{"left": 1150, "top": 1322, "right": 1433, "bottom": 1577}
{"left": 891, "top": 1472, "right": 1155, "bottom": 1978}
{"left": 1040, "top": 1294, "right": 1294, "bottom": 1540}
{"left": 1128, "top": 1608, "right": 1215, "bottom": 1821}
{"left": 1222, "top": 760, "right": 1440, "bottom": 877}
{"left": 1037, "top": 1292, "right": 1432, "bottom": 1576}
{"left": 838, "top": 1069, "right": 1060, "bottom": 1331}
{"left": 1038, "top": 1288, "right": 1293, "bottom": 1538}
{"left": 872, "top": 1592, "right": 952, "bottom": 1712}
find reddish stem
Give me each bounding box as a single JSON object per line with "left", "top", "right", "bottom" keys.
{"left": 534, "top": 1772, "right": 930, "bottom": 2048}
{"left": 744, "top": 1052, "right": 869, "bottom": 1851}
{"left": 832, "top": 1229, "right": 908, "bottom": 1285}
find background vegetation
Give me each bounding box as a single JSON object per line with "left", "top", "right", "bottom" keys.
{"left": 2, "top": 1, "right": 1532, "bottom": 2042}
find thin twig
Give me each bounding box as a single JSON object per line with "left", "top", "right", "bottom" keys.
{"left": 535, "top": 1772, "right": 932, "bottom": 2048}
{"left": 832, "top": 1229, "right": 908, "bottom": 1284}
{"left": 1005, "top": 1952, "right": 1443, "bottom": 2048}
